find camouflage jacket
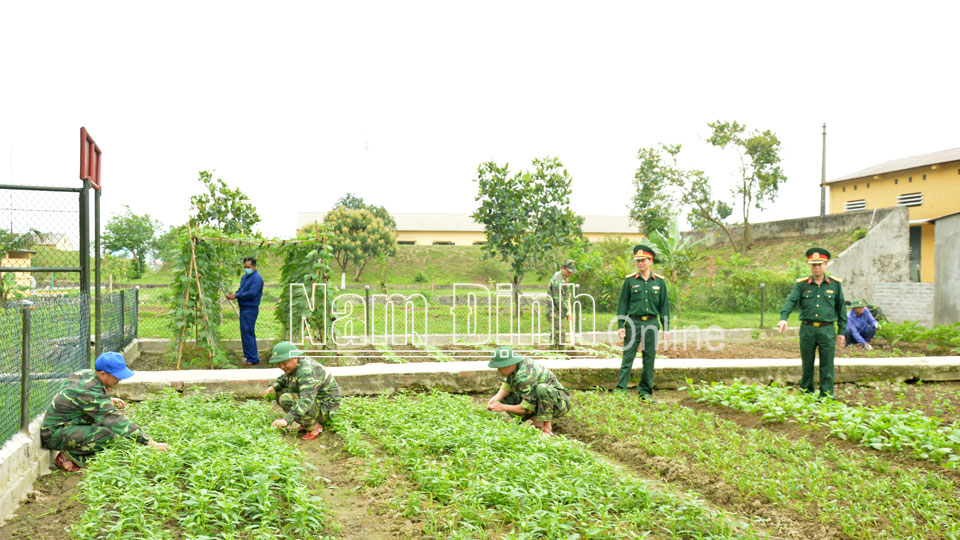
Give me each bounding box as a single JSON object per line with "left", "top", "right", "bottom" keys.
{"left": 40, "top": 369, "right": 149, "bottom": 444}
{"left": 272, "top": 357, "right": 341, "bottom": 424}
{"left": 500, "top": 357, "right": 566, "bottom": 412}
{"left": 548, "top": 270, "right": 569, "bottom": 314}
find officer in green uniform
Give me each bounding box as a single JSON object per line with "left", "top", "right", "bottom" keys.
{"left": 777, "top": 247, "right": 846, "bottom": 398}
{"left": 616, "top": 244, "right": 670, "bottom": 399}
{"left": 548, "top": 259, "right": 576, "bottom": 343}
{"left": 486, "top": 346, "right": 571, "bottom": 436}
{"left": 41, "top": 352, "right": 170, "bottom": 471}
{"left": 264, "top": 341, "right": 341, "bottom": 441}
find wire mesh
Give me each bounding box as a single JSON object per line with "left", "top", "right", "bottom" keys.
{"left": 0, "top": 302, "right": 24, "bottom": 446}
{"left": 0, "top": 188, "right": 82, "bottom": 282}
{"left": 100, "top": 291, "right": 124, "bottom": 353}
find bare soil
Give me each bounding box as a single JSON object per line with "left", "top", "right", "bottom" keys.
{"left": 0, "top": 470, "right": 84, "bottom": 540}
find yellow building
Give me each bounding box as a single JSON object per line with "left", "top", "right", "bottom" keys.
{"left": 827, "top": 147, "right": 960, "bottom": 282}
{"left": 296, "top": 212, "right": 646, "bottom": 246}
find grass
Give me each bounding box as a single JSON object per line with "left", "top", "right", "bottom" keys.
{"left": 690, "top": 230, "right": 860, "bottom": 277}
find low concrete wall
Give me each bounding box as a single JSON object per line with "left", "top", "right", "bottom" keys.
{"left": 828, "top": 207, "right": 910, "bottom": 301}
{"left": 873, "top": 282, "right": 935, "bottom": 327}
{"left": 685, "top": 207, "right": 903, "bottom": 248}
{"left": 0, "top": 417, "right": 54, "bottom": 526}
{"left": 935, "top": 213, "right": 960, "bottom": 325}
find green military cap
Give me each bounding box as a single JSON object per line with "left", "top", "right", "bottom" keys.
{"left": 633, "top": 244, "right": 656, "bottom": 262}
{"left": 562, "top": 259, "right": 576, "bottom": 271}
{"left": 270, "top": 341, "right": 304, "bottom": 363}
{"left": 805, "top": 247, "right": 830, "bottom": 264}
{"left": 849, "top": 298, "right": 867, "bottom": 308}
{"left": 488, "top": 346, "right": 523, "bottom": 368}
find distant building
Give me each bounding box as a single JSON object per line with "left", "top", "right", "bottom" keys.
{"left": 296, "top": 213, "right": 645, "bottom": 246}
{"left": 827, "top": 147, "right": 960, "bottom": 283}
{"left": 32, "top": 233, "right": 75, "bottom": 251}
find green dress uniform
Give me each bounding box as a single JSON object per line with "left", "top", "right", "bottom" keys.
{"left": 497, "top": 356, "right": 571, "bottom": 423}
{"left": 779, "top": 248, "right": 846, "bottom": 397}
{"left": 616, "top": 245, "right": 670, "bottom": 397}
{"left": 40, "top": 369, "right": 151, "bottom": 467}
{"left": 271, "top": 356, "right": 341, "bottom": 427}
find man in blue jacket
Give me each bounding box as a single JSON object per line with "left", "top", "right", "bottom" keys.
{"left": 845, "top": 298, "right": 879, "bottom": 350}
{"left": 226, "top": 256, "right": 264, "bottom": 365}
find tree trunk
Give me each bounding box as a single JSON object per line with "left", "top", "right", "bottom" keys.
{"left": 353, "top": 260, "right": 368, "bottom": 281}
{"left": 742, "top": 220, "right": 752, "bottom": 252}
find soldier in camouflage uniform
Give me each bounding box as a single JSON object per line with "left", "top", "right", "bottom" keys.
{"left": 41, "top": 352, "right": 170, "bottom": 471}
{"left": 486, "top": 346, "right": 570, "bottom": 436}
{"left": 548, "top": 259, "right": 576, "bottom": 343}
{"left": 264, "top": 341, "right": 341, "bottom": 441}
{"left": 777, "top": 247, "right": 846, "bottom": 398}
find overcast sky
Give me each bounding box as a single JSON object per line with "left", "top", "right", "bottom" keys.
{"left": 1, "top": 1, "right": 958, "bottom": 242}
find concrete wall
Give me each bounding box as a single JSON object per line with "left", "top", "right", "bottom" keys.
{"left": 873, "top": 282, "right": 935, "bottom": 327}
{"left": 827, "top": 207, "right": 911, "bottom": 301}
{"left": 685, "top": 207, "right": 904, "bottom": 248}
{"left": 0, "top": 417, "right": 54, "bottom": 526}
{"left": 934, "top": 213, "right": 960, "bottom": 325}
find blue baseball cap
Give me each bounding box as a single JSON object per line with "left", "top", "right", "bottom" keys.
{"left": 94, "top": 352, "right": 135, "bottom": 380}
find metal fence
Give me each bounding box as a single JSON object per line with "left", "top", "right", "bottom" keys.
{"left": 99, "top": 288, "right": 139, "bottom": 354}
{"left": 0, "top": 295, "right": 90, "bottom": 448}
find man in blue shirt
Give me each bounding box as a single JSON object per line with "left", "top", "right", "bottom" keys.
{"left": 226, "top": 256, "right": 264, "bottom": 365}
{"left": 845, "top": 298, "right": 879, "bottom": 350}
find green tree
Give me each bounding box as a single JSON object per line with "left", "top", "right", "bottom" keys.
{"left": 630, "top": 147, "right": 677, "bottom": 236}
{"left": 190, "top": 171, "right": 261, "bottom": 236}
{"left": 321, "top": 207, "right": 397, "bottom": 281}
{"left": 687, "top": 200, "right": 733, "bottom": 231}
{"left": 473, "top": 156, "right": 583, "bottom": 313}
{"left": 102, "top": 210, "right": 160, "bottom": 279}
{"left": 332, "top": 193, "right": 397, "bottom": 230}
{"left": 647, "top": 218, "right": 706, "bottom": 316}
{"left": 152, "top": 223, "right": 188, "bottom": 264}
{"left": 707, "top": 120, "right": 788, "bottom": 250}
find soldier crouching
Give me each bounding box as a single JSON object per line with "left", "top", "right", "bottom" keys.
{"left": 264, "top": 341, "right": 340, "bottom": 441}
{"left": 486, "top": 346, "right": 571, "bottom": 436}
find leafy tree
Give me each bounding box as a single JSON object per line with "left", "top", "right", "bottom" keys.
{"left": 567, "top": 237, "right": 633, "bottom": 313}
{"left": 473, "top": 156, "right": 583, "bottom": 313}
{"left": 190, "top": 171, "right": 261, "bottom": 236}
{"left": 332, "top": 193, "right": 397, "bottom": 230}
{"left": 152, "top": 223, "right": 188, "bottom": 264}
{"left": 687, "top": 200, "right": 733, "bottom": 231}
{"left": 629, "top": 147, "right": 677, "bottom": 236}
{"left": 320, "top": 207, "right": 397, "bottom": 281}
{"left": 647, "top": 218, "right": 706, "bottom": 315}
{"left": 634, "top": 144, "right": 741, "bottom": 253}
{"left": 707, "top": 120, "right": 787, "bottom": 250}
{"left": 102, "top": 210, "right": 160, "bottom": 279}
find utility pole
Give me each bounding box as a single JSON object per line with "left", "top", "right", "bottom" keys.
{"left": 820, "top": 123, "right": 827, "bottom": 217}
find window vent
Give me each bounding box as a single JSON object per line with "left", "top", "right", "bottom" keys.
{"left": 897, "top": 192, "right": 923, "bottom": 207}
{"left": 845, "top": 199, "right": 866, "bottom": 211}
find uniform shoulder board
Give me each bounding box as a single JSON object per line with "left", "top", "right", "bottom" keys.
{"left": 830, "top": 276, "right": 842, "bottom": 283}
{"left": 653, "top": 273, "right": 665, "bottom": 280}
{"left": 796, "top": 276, "right": 808, "bottom": 283}
{"left": 625, "top": 272, "right": 637, "bottom": 278}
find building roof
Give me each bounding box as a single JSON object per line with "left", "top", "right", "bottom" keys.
{"left": 297, "top": 212, "right": 639, "bottom": 234}
{"left": 828, "top": 147, "right": 960, "bottom": 183}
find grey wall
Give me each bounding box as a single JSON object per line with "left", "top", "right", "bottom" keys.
{"left": 873, "top": 282, "right": 935, "bottom": 327}
{"left": 934, "top": 213, "right": 960, "bottom": 325}
{"left": 685, "top": 207, "right": 905, "bottom": 248}
{"left": 827, "top": 207, "right": 911, "bottom": 302}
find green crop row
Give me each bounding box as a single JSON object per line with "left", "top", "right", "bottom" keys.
{"left": 335, "top": 391, "right": 763, "bottom": 540}
{"left": 569, "top": 391, "right": 960, "bottom": 539}
{"left": 687, "top": 380, "right": 960, "bottom": 467}
{"left": 71, "top": 390, "right": 334, "bottom": 540}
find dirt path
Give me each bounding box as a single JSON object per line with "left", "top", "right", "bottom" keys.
{"left": 0, "top": 470, "right": 83, "bottom": 540}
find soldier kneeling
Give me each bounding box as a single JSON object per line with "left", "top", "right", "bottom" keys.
{"left": 486, "top": 346, "right": 571, "bottom": 436}
{"left": 264, "top": 341, "right": 341, "bottom": 441}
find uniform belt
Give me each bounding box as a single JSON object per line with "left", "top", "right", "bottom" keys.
{"left": 630, "top": 315, "right": 653, "bottom": 321}
{"left": 801, "top": 320, "right": 829, "bottom": 327}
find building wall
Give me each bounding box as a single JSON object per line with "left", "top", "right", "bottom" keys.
{"left": 934, "top": 213, "right": 960, "bottom": 325}
{"left": 828, "top": 159, "right": 960, "bottom": 284}
{"left": 0, "top": 253, "right": 33, "bottom": 288}
{"left": 872, "top": 282, "right": 935, "bottom": 327}
{"left": 826, "top": 207, "right": 910, "bottom": 302}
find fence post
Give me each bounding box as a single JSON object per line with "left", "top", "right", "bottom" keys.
{"left": 20, "top": 300, "right": 33, "bottom": 431}
{"left": 759, "top": 283, "right": 765, "bottom": 328}
{"left": 134, "top": 286, "right": 139, "bottom": 338}
{"left": 365, "top": 285, "right": 371, "bottom": 340}
{"left": 120, "top": 289, "right": 126, "bottom": 348}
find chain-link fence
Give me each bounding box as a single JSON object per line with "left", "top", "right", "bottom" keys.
{"left": 99, "top": 288, "right": 139, "bottom": 353}
{"left": 0, "top": 188, "right": 83, "bottom": 287}
{"left": 0, "top": 294, "right": 90, "bottom": 448}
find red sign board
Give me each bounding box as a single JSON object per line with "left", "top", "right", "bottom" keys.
{"left": 80, "top": 127, "right": 102, "bottom": 190}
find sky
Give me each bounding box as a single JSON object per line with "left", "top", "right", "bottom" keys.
{"left": 1, "top": 1, "right": 959, "bottom": 243}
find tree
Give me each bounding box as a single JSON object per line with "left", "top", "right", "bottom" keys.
{"left": 190, "top": 171, "right": 261, "bottom": 236}
{"left": 647, "top": 218, "right": 706, "bottom": 316}
{"left": 707, "top": 120, "right": 787, "bottom": 250}
{"left": 473, "top": 156, "right": 583, "bottom": 314}
{"left": 629, "top": 147, "right": 677, "bottom": 236}
{"left": 321, "top": 207, "right": 397, "bottom": 281}
{"left": 634, "top": 144, "right": 741, "bottom": 253}
{"left": 152, "top": 223, "right": 188, "bottom": 264}
{"left": 102, "top": 210, "right": 160, "bottom": 279}
{"left": 332, "top": 193, "right": 397, "bottom": 230}
{"left": 687, "top": 200, "right": 733, "bottom": 232}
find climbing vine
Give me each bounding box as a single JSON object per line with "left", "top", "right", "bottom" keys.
{"left": 276, "top": 225, "right": 337, "bottom": 347}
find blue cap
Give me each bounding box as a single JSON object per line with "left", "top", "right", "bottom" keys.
{"left": 94, "top": 351, "right": 135, "bottom": 380}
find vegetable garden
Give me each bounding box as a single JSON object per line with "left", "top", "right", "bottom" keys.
{"left": 5, "top": 376, "right": 960, "bottom": 540}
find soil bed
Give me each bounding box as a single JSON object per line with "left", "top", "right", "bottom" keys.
{"left": 0, "top": 471, "right": 84, "bottom": 540}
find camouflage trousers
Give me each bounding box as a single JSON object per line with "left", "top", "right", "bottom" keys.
{"left": 277, "top": 393, "right": 338, "bottom": 427}
{"left": 502, "top": 384, "right": 571, "bottom": 422}
{"left": 41, "top": 425, "right": 118, "bottom": 467}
